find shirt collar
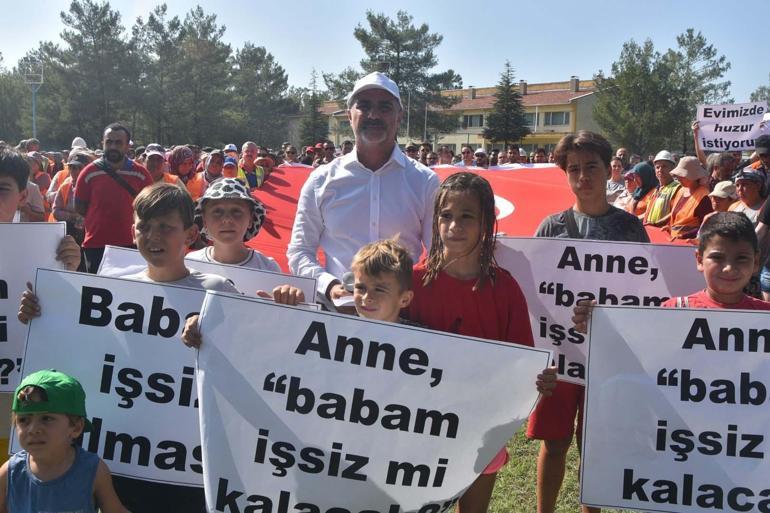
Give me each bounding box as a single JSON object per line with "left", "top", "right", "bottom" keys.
{"left": 345, "top": 143, "right": 405, "bottom": 172}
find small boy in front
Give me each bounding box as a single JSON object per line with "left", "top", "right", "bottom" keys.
{"left": 349, "top": 239, "right": 415, "bottom": 323}
{"left": 0, "top": 369, "right": 127, "bottom": 512}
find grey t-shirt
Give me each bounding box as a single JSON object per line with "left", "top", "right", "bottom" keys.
{"left": 122, "top": 269, "right": 240, "bottom": 293}
{"left": 535, "top": 206, "right": 650, "bottom": 242}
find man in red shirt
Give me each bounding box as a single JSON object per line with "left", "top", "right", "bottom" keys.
{"left": 75, "top": 122, "right": 153, "bottom": 273}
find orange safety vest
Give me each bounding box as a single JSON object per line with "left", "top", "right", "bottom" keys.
{"left": 627, "top": 187, "right": 655, "bottom": 217}
{"left": 184, "top": 172, "right": 205, "bottom": 201}
{"left": 162, "top": 172, "right": 181, "bottom": 185}
{"left": 668, "top": 185, "right": 710, "bottom": 240}
{"left": 50, "top": 169, "right": 69, "bottom": 194}
{"left": 48, "top": 179, "right": 73, "bottom": 222}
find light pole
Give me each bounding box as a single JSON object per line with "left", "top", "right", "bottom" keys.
{"left": 22, "top": 61, "right": 44, "bottom": 139}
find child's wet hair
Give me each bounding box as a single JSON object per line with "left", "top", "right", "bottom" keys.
{"left": 134, "top": 182, "right": 195, "bottom": 228}
{"left": 698, "top": 211, "right": 758, "bottom": 253}
{"left": 351, "top": 238, "right": 413, "bottom": 292}
{"left": 424, "top": 172, "right": 498, "bottom": 289}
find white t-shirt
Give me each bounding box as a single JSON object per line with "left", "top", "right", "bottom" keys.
{"left": 122, "top": 269, "right": 240, "bottom": 293}
{"left": 186, "top": 247, "right": 281, "bottom": 273}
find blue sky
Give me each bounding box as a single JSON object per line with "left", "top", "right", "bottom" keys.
{"left": 2, "top": 0, "right": 766, "bottom": 102}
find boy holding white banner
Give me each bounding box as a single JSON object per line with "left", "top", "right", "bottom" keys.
{"left": 526, "top": 131, "right": 649, "bottom": 513}
{"left": 573, "top": 212, "right": 770, "bottom": 331}
{"left": 1, "top": 145, "right": 82, "bottom": 270}
{"left": 576, "top": 214, "right": 770, "bottom": 511}
{"left": 18, "top": 183, "right": 241, "bottom": 512}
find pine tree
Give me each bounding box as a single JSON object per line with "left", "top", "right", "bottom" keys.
{"left": 482, "top": 61, "right": 530, "bottom": 149}
{"left": 231, "top": 43, "right": 294, "bottom": 147}
{"left": 300, "top": 70, "right": 329, "bottom": 146}
{"left": 324, "top": 10, "right": 462, "bottom": 141}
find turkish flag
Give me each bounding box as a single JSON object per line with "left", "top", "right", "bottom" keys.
{"left": 246, "top": 164, "right": 675, "bottom": 272}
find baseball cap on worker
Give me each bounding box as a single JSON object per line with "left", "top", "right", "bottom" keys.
{"left": 223, "top": 156, "right": 238, "bottom": 168}
{"left": 708, "top": 181, "right": 738, "bottom": 200}
{"left": 66, "top": 152, "right": 91, "bottom": 167}
{"left": 223, "top": 143, "right": 238, "bottom": 153}
{"left": 13, "top": 369, "right": 92, "bottom": 431}
{"left": 145, "top": 143, "right": 165, "bottom": 158}
{"left": 346, "top": 72, "right": 402, "bottom": 109}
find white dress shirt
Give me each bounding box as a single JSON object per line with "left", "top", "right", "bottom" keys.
{"left": 288, "top": 144, "right": 439, "bottom": 296}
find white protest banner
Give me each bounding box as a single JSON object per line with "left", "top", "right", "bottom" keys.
{"left": 98, "top": 245, "right": 316, "bottom": 301}
{"left": 0, "top": 222, "right": 65, "bottom": 392}
{"left": 697, "top": 101, "right": 769, "bottom": 151}
{"left": 496, "top": 237, "right": 705, "bottom": 384}
{"left": 197, "top": 291, "right": 551, "bottom": 513}
{"left": 581, "top": 306, "right": 770, "bottom": 513}
{"left": 17, "top": 269, "right": 206, "bottom": 485}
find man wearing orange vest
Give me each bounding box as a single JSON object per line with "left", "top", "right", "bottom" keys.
{"left": 52, "top": 152, "right": 91, "bottom": 249}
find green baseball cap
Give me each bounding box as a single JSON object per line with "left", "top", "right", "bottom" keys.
{"left": 13, "top": 369, "right": 92, "bottom": 432}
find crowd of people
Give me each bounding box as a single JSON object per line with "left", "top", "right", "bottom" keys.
{"left": 1, "top": 70, "right": 769, "bottom": 513}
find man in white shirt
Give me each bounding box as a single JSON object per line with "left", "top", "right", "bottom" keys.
{"left": 288, "top": 72, "right": 439, "bottom": 305}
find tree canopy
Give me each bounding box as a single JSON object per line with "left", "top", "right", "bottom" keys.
{"left": 324, "top": 10, "right": 462, "bottom": 142}
{"left": 2, "top": 1, "right": 300, "bottom": 148}
{"left": 482, "top": 61, "right": 530, "bottom": 149}
{"left": 594, "top": 29, "right": 731, "bottom": 154}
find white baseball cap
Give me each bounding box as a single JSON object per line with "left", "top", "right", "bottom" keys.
{"left": 346, "top": 72, "right": 402, "bottom": 109}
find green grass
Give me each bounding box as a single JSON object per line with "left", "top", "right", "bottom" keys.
{"left": 488, "top": 423, "right": 637, "bottom": 513}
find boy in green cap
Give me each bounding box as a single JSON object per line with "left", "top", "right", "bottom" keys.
{"left": 0, "top": 369, "right": 127, "bottom": 513}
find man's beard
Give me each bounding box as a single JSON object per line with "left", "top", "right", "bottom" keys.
{"left": 105, "top": 149, "right": 123, "bottom": 163}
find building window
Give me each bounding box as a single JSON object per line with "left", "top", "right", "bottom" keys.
{"left": 544, "top": 111, "right": 570, "bottom": 126}
{"left": 463, "top": 114, "right": 484, "bottom": 128}
{"left": 524, "top": 112, "right": 538, "bottom": 127}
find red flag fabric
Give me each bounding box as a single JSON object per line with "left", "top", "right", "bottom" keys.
{"left": 246, "top": 164, "right": 677, "bottom": 272}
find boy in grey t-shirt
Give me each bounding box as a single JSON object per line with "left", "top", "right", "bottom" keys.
{"left": 528, "top": 131, "right": 648, "bottom": 513}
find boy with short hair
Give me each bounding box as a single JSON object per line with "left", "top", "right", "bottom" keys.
{"left": 350, "top": 239, "right": 414, "bottom": 323}
{"left": 0, "top": 369, "right": 127, "bottom": 512}
{"left": 664, "top": 212, "right": 769, "bottom": 309}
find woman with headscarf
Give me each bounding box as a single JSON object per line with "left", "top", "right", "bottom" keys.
{"left": 664, "top": 157, "right": 713, "bottom": 241}
{"left": 170, "top": 145, "right": 205, "bottom": 200}
{"left": 627, "top": 161, "right": 658, "bottom": 218}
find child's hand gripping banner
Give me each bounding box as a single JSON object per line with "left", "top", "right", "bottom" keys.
{"left": 0, "top": 223, "right": 65, "bottom": 391}
{"left": 17, "top": 269, "right": 210, "bottom": 485}
{"left": 581, "top": 306, "right": 770, "bottom": 512}
{"left": 98, "top": 245, "right": 317, "bottom": 301}
{"left": 196, "top": 291, "right": 551, "bottom": 512}
{"left": 495, "top": 237, "right": 706, "bottom": 384}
